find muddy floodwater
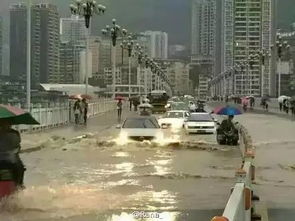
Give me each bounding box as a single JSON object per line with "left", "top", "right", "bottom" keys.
{"left": 0, "top": 130, "right": 241, "bottom": 221}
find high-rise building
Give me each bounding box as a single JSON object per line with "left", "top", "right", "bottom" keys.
{"left": 211, "top": 0, "right": 274, "bottom": 97}
{"left": 232, "top": 0, "right": 272, "bottom": 96}
{"left": 143, "top": 31, "right": 168, "bottom": 59}
{"left": 191, "top": 0, "right": 216, "bottom": 67}
{"left": 59, "top": 41, "right": 75, "bottom": 84}
{"left": 0, "top": 17, "right": 3, "bottom": 76}
{"left": 9, "top": 4, "right": 27, "bottom": 82}
{"left": 31, "top": 3, "right": 59, "bottom": 86}
{"left": 191, "top": 0, "right": 216, "bottom": 97}
{"left": 60, "top": 15, "right": 87, "bottom": 42}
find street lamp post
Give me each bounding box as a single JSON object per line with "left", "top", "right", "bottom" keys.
{"left": 102, "top": 19, "right": 127, "bottom": 98}
{"left": 258, "top": 50, "right": 269, "bottom": 96}
{"left": 143, "top": 55, "right": 149, "bottom": 95}
{"left": 274, "top": 33, "right": 290, "bottom": 97}
{"left": 120, "top": 35, "right": 134, "bottom": 98}
{"left": 134, "top": 45, "right": 143, "bottom": 96}
{"left": 70, "top": 0, "right": 106, "bottom": 95}
{"left": 26, "top": 0, "right": 31, "bottom": 111}
{"left": 248, "top": 54, "right": 256, "bottom": 96}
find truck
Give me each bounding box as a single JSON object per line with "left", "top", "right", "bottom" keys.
{"left": 147, "top": 90, "right": 169, "bottom": 114}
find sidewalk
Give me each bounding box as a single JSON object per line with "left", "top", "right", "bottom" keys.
{"left": 209, "top": 100, "right": 295, "bottom": 120}
{"left": 21, "top": 106, "right": 133, "bottom": 152}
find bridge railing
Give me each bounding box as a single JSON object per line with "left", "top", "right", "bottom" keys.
{"left": 211, "top": 126, "right": 261, "bottom": 221}
{"left": 16, "top": 99, "right": 116, "bottom": 132}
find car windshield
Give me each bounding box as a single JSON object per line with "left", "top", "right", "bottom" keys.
{"left": 165, "top": 112, "right": 184, "bottom": 118}
{"left": 171, "top": 102, "right": 186, "bottom": 110}
{"left": 188, "top": 114, "right": 212, "bottom": 122}
{"left": 123, "top": 118, "right": 160, "bottom": 128}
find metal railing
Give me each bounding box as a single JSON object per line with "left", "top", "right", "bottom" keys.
{"left": 15, "top": 99, "right": 116, "bottom": 132}
{"left": 211, "top": 126, "right": 261, "bottom": 221}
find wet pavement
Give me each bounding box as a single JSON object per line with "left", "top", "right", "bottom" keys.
{"left": 1, "top": 104, "right": 295, "bottom": 220}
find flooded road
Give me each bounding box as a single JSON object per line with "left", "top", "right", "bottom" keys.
{"left": 2, "top": 107, "right": 295, "bottom": 220}
{"left": 1, "top": 123, "right": 241, "bottom": 221}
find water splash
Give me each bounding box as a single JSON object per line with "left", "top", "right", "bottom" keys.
{"left": 0, "top": 184, "right": 126, "bottom": 220}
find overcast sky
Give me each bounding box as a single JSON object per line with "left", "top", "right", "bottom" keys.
{"left": 0, "top": 0, "right": 295, "bottom": 46}
{"left": 0, "top": 0, "right": 191, "bottom": 46}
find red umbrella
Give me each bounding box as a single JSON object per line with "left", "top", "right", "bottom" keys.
{"left": 69, "top": 94, "right": 81, "bottom": 100}
{"left": 115, "top": 96, "right": 125, "bottom": 100}
{"left": 69, "top": 94, "right": 92, "bottom": 100}
{"left": 80, "top": 94, "right": 92, "bottom": 100}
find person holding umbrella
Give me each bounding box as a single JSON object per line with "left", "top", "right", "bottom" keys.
{"left": 117, "top": 99, "right": 123, "bottom": 120}
{"left": 73, "top": 99, "right": 82, "bottom": 124}
{"left": 0, "top": 104, "right": 39, "bottom": 188}
{"left": 213, "top": 105, "right": 242, "bottom": 145}
{"left": 81, "top": 98, "right": 88, "bottom": 125}
{"left": 0, "top": 119, "right": 25, "bottom": 187}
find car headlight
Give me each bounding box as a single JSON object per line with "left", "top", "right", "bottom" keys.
{"left": 155, "top": 132, "right": 164, "bottom": 140}
{"left": 119, "top": 131, "right": 128, "bottom": 140}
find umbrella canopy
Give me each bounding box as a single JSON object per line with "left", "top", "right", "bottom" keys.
{"left": 242, "top": 98, "right": 249, "bottom": 105}
{"left": 261, "top": 95, "right": 270, "bottom": 101}
{"left": 139, "top": 103, "right": 152, "bottom": 108}
{"left": 213, "top": 105, "right": 243, "bottom": 116}
{"left": 69, "top": 94, "right": 92, "bottom": 100}
{"left": 0, "top": 104, "right": 39, "bottom": 125}
{"left": 115, "top": 96, "right": 125, "bottom": 100}
{"left": 278, "top": 95, "right": 289, "bottom": 103}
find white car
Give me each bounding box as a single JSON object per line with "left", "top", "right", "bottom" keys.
{"left": 119, "top": 116, "right": 164, "bottom": 141}
{"left": 184, "top": 113, "right": 217, "bottom": 134}
{"left": 158, "top": 110, "right": 190, "bottom": 129}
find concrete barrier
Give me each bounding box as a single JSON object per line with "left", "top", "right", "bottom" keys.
{"left": 211, "top": 126, "right": 261, "bottom": 221}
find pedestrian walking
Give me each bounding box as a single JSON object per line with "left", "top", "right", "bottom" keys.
{"left": 81, "top": 98, "right": 88, "bottom": 124}
{"left": 285, "top": 99, "right": 290, "bottom": 114}
{"left": 133, "top": 99, "right": 139, "bottom": 111}
{"left": 117, "top": 99, "right": 123, "bottom": 121}
{"left": 73, "top": 99, "right": 82, "bottom": 124}
{"left": 279, "top": 102, "right": 283, "bottom": 112}
{"left": 129, "top": 98, "right": 133, "bottom": 111}
{"left": 265, "top": 101, "right": 269, "bottom": 111}
{"left": 250, "top": 97, "right": 255, "bottom": 109}
{"left": 283, "top": 99, "right": 288, "bottom": 114}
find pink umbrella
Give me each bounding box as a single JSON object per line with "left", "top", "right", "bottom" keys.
{"left": 242, "top": 98, "right": 249, "bottom": 105}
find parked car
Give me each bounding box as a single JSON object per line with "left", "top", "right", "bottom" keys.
{"left": 184, "top": 112, "right": 217, "bottom": 134}
{"left": 158, "top": 110, "right": 190, "bottom": 129}
{"left": 118, "top": 116, "right": 164, "bottom": 141}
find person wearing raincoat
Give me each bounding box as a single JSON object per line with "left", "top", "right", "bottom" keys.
{"left": 219, "top": 115, "right": 236, "bottom": 132}
{"left": 0, "top": 119, "right": 25, "bottom": 187}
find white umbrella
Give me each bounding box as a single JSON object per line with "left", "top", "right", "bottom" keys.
{"left": 278, "top": 95, "right": 289, "bottom": 103}
{"left": 139, "top": 103, "right": 152, "bottom": 108}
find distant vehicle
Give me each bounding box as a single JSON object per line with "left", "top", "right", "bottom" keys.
{"left": 158, "top": 110, "right": 190, "bottom": 129}
{"left": 148, "top": 90, "right": 169, "bottom": 114}
{"left": 184, "top": 112, "right": 217, "bottom": 134}
{"left": 118, "top": 116, "right": 164, "bottom": 141}
{"left": 170, "top": 102, "right": 187, "bottom": 111}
